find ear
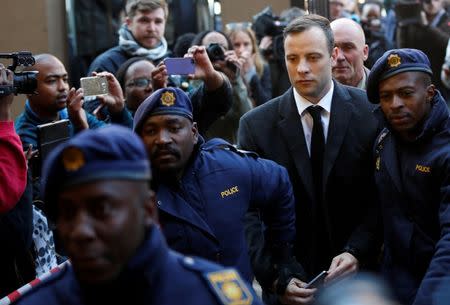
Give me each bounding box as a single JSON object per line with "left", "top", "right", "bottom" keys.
{"left": 363, "top": 44, "right": 369, "bottom": 61}
{"left": 143, "top": 189, "right": 158, "bottom": 228}
{"left": 192, "top": 122, "right": 199, "bottom": 145}
{"left": 331, "top": 46, "right": 338, "bottom": 66}
{"left": 125, "top": 16, "right": 132, "bottom": 27}
{"left": 426, "top": 84, "right": 436, "bottom": 102}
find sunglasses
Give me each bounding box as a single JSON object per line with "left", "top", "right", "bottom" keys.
{"left": 126, "top": 77, "right": 152, "bottom": 88}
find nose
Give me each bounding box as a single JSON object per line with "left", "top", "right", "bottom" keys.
{"left": 336, "top": 48, "right": 345, "bottom": 61}
{"left": 155, "top": 129, "right": 172, "bottom": 145}
{"left": 57, "top": 78, "right": 68, "bottom": 91}
{"left": 69, "top": 211, "right": 96, "bottom": 242}
{"left": 297, "top": 58, "right": 310, "bottom": 74}
{"left": 148, "top": 21, "right": 157, "bottom": 32}
{"left": 236, "top": 45, "right": 245, "bottom": 55}
{"left": 391, "top": 94, "right": 405, "bottom": 109}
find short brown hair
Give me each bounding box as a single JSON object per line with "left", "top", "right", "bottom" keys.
{"left": 126, "top": 0, "right": 168, "bottom": 18}
{"left": 283, "top": 14, "right": 334, "bottom": 55}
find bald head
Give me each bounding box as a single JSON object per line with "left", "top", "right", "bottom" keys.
{"left": 331, "top": 18, "right": 369, "bottom": 88}
{"left": 27, "top": 53, "right": 69, "bottom": 119}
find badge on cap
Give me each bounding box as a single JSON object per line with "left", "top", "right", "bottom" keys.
{"left": 387, "top": 54, "right": 401, "bottom": 68}
{"left": 206, "top": 269, "right": 253, "bottom": 305}
{"left": 62, "top": 147, "right": 85, "bottom": 171}
{"left": 161, "top": 91, "right": 176, "bottom": 107}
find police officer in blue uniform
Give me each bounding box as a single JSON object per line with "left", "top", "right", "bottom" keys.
{"left": 14, "top": 125, "right": 263, "bottom": 305}
{"left": 133, "top": 87, "right": 299, "bottom": 287}
{"left": 367, "top": 48, "right": 450, "bottom": 305}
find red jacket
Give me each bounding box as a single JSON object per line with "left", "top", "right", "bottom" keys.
{"left": 0, "top": 121, "right": 26, "bottom": 213}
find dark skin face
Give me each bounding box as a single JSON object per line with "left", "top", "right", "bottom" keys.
{"left": 379, "top": 71, "right": 435, "bottom": 141}
{"left": 28, "top": 56, "right": 69, "bottom": 120}
{"left": 124, "top": 60, "right": 155, "bottom": 112}
{"left": 56, "top": 180, "right": 156, "bottom": 285}
{"left": 139, "top": 114, "right": 198, "bottom": 180}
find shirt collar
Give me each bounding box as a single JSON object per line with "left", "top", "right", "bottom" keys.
{"left": 293, "top": 81, "right": 334, "bottom": 116}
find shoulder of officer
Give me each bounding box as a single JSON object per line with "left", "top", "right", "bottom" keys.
{"left": 14, "top": 263, "right": 71, "bottom": 303}
{"left": 179, "top": 255, "right": 258, "bottom": 305}
{"left": 202, "top": 138, "right": 259, "bottom": 159}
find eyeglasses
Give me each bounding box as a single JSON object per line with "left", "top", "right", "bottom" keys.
{"left": 126, "top": 78, "right": 152, "bottom": 88}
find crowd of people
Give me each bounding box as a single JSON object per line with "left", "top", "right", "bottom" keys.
{"left": 0, "top": 0, "right": 449, "bottom": 305}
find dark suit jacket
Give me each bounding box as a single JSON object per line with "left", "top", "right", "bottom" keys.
{"left": 238, "top": 82, "right": 382, "bottom": 292}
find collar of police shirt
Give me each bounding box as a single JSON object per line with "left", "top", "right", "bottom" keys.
{"left": 293, "top": 81, "right": 333, "bottom": 157}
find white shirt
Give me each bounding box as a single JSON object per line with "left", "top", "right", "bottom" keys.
{"left": 293, "top": 82, "right": 334, "bottom": 156}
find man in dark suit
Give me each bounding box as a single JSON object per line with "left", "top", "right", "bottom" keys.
{"left": 238, "top": 14, "right": 381, "bottom": 305}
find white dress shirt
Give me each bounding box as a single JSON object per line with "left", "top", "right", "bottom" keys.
{"left": 293, "top": 82, "right": 334, "bottom": 156}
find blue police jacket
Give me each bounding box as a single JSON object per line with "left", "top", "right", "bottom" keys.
{"left": 14, "top": 227, "right": 263, "bottom": 305}
{"left": 373, "top": 92, "right": 450, "bottom": 305}
{"left": 157, "top": 137, "right": 296, "bottom": 282}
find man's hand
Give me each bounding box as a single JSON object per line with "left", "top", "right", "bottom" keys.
{"left": 0, "top": 64, "right": 15, "bottom": 121}
{"left": 325, "top": 252, "right": 359, "bottom": 283}
{"left": 92, "top": 72, "right": 125, "bottom": 114}
{"left": 238, "top": 50, "right": 255, "bottom": 76}
{"left": 151, "top": 62, "right": 169, "bottom": 90}
{"left": 67, "top": 87, "right": 88, "bottom": 130}
{"left": 185, "top": 45, "right": 224, "bottom": 90}
{"left": 279, "top": 278, "right": 316, "bottom": 305}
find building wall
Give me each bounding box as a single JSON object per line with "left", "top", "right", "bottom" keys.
{"left": 221, "top": 0, "right": 291, "bottom": 25}
{"left": 0, "top": 0, "right": 67, "bottom": 118}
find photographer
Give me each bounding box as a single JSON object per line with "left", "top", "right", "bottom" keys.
{"left": 360, "top": 1, "right": 394, "bottom": 69}
{"left": 190, "top": 30, "right": 253, "bottom": 144}
{"left": 0, "top": 64, "right": 27, "bottom": 215}
{"left": 395, "top": 0, "right": 450, "bottom": 100}
{"left": 0, "top": 64, "right": 35, "bottom": 297}
{"left": 253, "top": 6, "right": 304, "bottom": 98}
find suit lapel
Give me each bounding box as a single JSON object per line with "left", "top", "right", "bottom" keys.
{"left": 278, "top": 89, "right": 315, "bottom": 201}
{"left": 323, "top": 83, "right": 353, "bottom": 192}
{"left": 157, "top": 185, "right": 217, "bottom": 240}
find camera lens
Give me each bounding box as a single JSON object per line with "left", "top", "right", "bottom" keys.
{"left": 14, "top": 71, "right": 38, "bottom": 94}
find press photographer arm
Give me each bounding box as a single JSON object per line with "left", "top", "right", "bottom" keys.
{"left": 186, "top": 45, "right": 226, "bottom": 90}
{"left": 0, "top": 64, "right": 27, "bottom": 213}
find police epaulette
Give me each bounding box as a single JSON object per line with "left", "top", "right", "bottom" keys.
{"left": 179, "top": 256, "right": 254, "bottom": 305}
{"left": 377, "top": 128, "right": 389, "bottom": 146}
{"left": 15, "top": 264, "right": 69, "bottom": 300}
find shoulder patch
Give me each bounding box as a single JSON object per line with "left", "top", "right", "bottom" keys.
{"left": 204, "top": 268, "right": 253, "bottom": 305}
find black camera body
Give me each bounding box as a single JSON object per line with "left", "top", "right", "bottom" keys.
{"left": 252, "top": 7, "right": 287, "bottom": 60}
{"left": 206, "top": 43, "right": 226, "bottom": 62}
{"left": 206, "top": 43, "right": 238, "bottom": 75}
{"left": 0, "top": 51, "right": 38, "bottom": 96}
{"left": 252, "top": 6, "right": 287, "bottom": 40}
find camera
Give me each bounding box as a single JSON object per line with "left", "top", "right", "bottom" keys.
{"left": 0, "top": 51, "right": 38, "bottom": 96}
{"left": 252, "top": 6, "right": 287, "bottom": 40}
{"left": 206, "top": 43, "right": 238, "bottom": 74}
{"left": 252, "top": 7, "right": 287, "bottom": 60}
{"left": 206, "top": 43, "right": 226, "bottom": 62}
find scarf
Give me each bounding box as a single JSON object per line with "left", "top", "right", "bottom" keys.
{"left": 118, "top": 24, "right": 168, "bottom": 60}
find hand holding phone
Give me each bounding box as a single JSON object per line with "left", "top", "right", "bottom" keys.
{"left": 304, "top": 271, "right": 328, "bottom": 289}
{"left": 80, "top": 76, "right": 109, "bottom": 97}
{"left": 164, "top": 57, "right": 195, "bottom": 75}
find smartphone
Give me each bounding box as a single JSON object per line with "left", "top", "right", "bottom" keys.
{"left": 80, "top": 76, "right": 109, "bottom": 97}
{"left": 164, "top": 57, "right": 195, "bottom": 75}
{"left": 304, "top": 270, "right": 328, "bottom": 289}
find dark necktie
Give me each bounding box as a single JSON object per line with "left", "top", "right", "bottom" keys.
{"left": 307, "top": 105, "right": 330, "bottom": 270}
{"left": 307, "top": 106, "right": 325, "bottom": 200}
